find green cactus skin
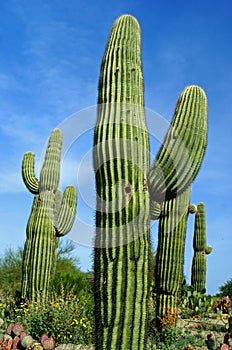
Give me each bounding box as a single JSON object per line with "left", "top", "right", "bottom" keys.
{"left": 148, "top": 85, "right": 208, "bottom": 203}
{"left": 191, "top": 202, "right": 212, "bottom": 293}
{"left": 155, "top": 187, "right": 192, "bottom": 320}
{"left": 94, "top": 14, "right": 150, "bottom": 350}
{"left": 21, "top": 128, "right": 77, "bottom": 301}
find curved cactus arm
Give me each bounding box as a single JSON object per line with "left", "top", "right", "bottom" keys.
{"left": 148, "top": 85, "right": 208, "bottom": 202}
{"left": 22, "top": 152, "right": 39, "bottom": 194}
{"left": 55, "top": 185, "right": 77, "bottom": 237}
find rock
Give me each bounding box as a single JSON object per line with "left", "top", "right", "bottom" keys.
{"left": 55, "top": 345, "right": 94, "bottom": 350}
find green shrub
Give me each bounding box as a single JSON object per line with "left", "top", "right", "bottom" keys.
{"left": 7, "top": 289, "right": 94, "bottom": 346}
{"left": 219, "top": 278, "right": 232, "bottom": 298}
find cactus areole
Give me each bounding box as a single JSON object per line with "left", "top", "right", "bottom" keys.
{"left": 93, "top": 14, "right": 150, "bottom": 350}
{"left": 21, "top": 128, "right": 77, "bottom": 301}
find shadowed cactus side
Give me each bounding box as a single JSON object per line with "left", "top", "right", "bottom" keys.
{"left": 21, "top": 128, "right": 77, "bottom": 301}
{"left": 191, "top": 202, "right": 212, "bottom": 293}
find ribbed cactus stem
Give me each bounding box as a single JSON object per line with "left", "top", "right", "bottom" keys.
{"left": 94, "top": 14, "right": 150, "bottom": 350}
{"left": 191, "top": 202, "right": 212, "bottom": 293}
{"left": 148, "top": 85, "right": 208, "bottom": 202}
{"left": 155, "top": 187, "right": 191, "bottom": 320}
{"left": 22, "top": 152, "right": 39, "bottom": 194}
{"left": 21, "top": 128, "right": 77, "bottom": 301}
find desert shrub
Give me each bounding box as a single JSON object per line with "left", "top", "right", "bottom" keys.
{"left": 3, "top": 288, "right": 94, "bottom": 346}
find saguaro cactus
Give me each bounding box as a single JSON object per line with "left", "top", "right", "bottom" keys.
{"left": 94, "top": 13, "right": 209, "bottom": 347}
{"left": 21, "top": 128, "right": 77, "bottom": 301}
{"left": 151, "top": 84, "right": 208, "bottom": 321}
{"left": 191, "top": 202, "right": 212, "bottom": 293}
{"left": 93, "top": 14, "right": 150, "bottom": 350}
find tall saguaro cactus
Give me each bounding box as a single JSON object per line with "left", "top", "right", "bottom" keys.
{"left": 21, "top": 128, "right": 77, "bottom": 301}
{"left": 94, "top": 13, "right": 209, "bottom": 347}
{"left": 93, "top": 15, "right": 150, "bottom": 350}
{"left": 191, "top": 202, "right": 212, "bottom": 293}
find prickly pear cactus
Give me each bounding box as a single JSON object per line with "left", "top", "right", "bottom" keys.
{"left": 21, "top": 128, "right": 77, "bottom": 301}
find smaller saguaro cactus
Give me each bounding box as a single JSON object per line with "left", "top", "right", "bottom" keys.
{"left": 191, "top": 202, "right": 212, "bottom": 293}
{"left": 21, "top": 128, "right": 77, "bottom": 301}
{"left": 155, "top": 187, "right": 194, "bottom": 320}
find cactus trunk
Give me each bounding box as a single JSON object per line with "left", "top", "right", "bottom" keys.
{"left": 191, "top": 202, "right": 212, "bottom": 293}
{"left": 93, "top": 14, "right": 150, "bottom": 350}
{"left": 155, "top": 187, "right": 191, "bottom": 320}
{"left": 21, "top": 128, "right": 77, "bottom": 301}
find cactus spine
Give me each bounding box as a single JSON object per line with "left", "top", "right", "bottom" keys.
{"left": 94, "top": 15, "right": 150, "bottom": 350}
{"left": 191, "top": 202, "right": 212, "bottom": 293}
{"left": 21, "top": 128, "right": 77, "bottom": 301}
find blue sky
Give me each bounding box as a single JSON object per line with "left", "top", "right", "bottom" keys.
{"left": 0, "top": 0, "right": 231, "bottom": 295}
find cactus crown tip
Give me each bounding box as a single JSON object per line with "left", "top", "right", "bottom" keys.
{"left": 115, "top": 13, "right": 140, "bottom": 27}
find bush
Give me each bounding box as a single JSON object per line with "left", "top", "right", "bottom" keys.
{"left": 219, "top": 278, "right": 232, "bottom": 298}
{"left": 0, "top": 288, "right": 94, "bottom": 346}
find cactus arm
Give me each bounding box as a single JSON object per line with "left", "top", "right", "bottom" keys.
{"left": 148, "top": 85, "right": 208, "bottom": 202}
{"left": 55, "top": 185, "right": 77, "bottom": 237}
{"left": 94, "top": 14, "right": 150, "bottom": 350}
{"left": 191, "top": 202, "right": 212, "bottom": 293}
{"left": 22, "top": 152, "right": 39, "bottom": 194}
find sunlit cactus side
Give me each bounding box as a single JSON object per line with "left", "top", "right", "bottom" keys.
{"left": 191, "top": 202, "right": 212, "bottom": 293}
{"left": 148, "top": 85, "right": 208, "bottom": 203}
{"left": 94, "top": 14, "right": 150, "bottom": 350}
{"left": 21, "top": 128, "right": 77, "bottom": 301}
{"left": 155, "top": 187, "right": 193, "bottom": 320}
